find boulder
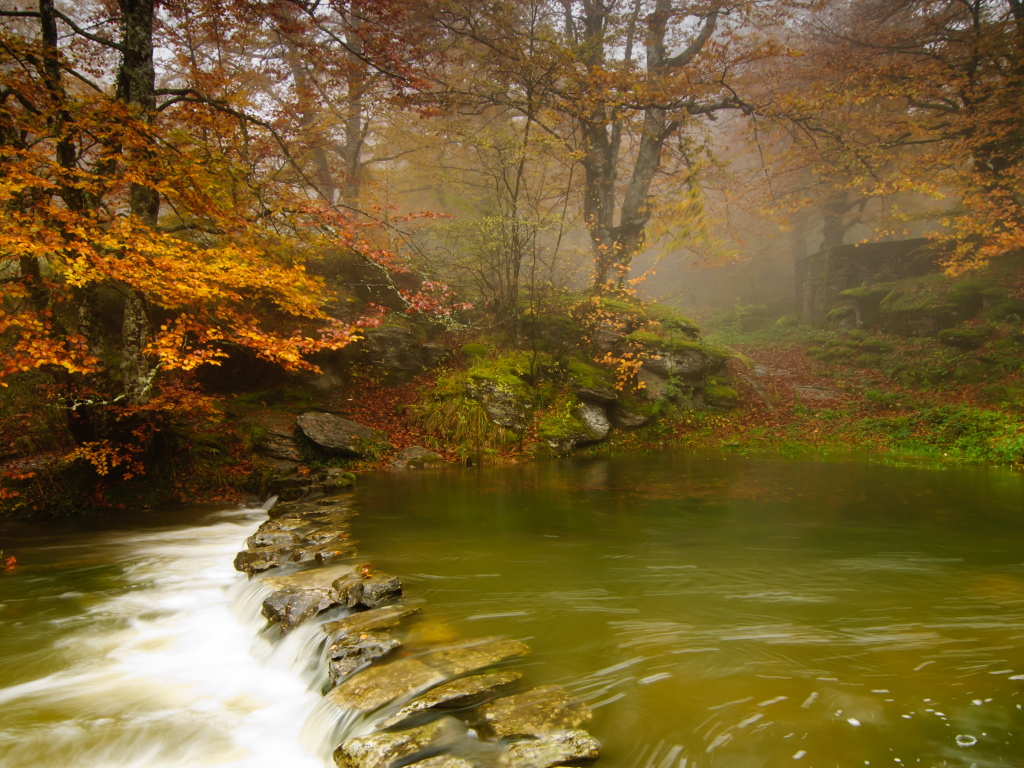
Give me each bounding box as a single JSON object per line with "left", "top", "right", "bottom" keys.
{"left": 241, "top": 412, "right": 303, "bottom": 468}
{"left": 641, "top": 349, "right": 710, "bottom": 383}
{"left": 474, "top": 686, "right": 591, "bottom": 739}
{"left": 262, "top": 563, "right": 354, "bottom": 591}
{"left": 256, "top": 517, "right": 306, "bottom": 533}
{"left": 507, "top": 731, "right": 600, "bottom": 768}
{"left": 376, "top": 671, "right": 522, "bottom": 729}
{"left": 333, "top": 572, "right": 403, "bottom": 609}
{"left": 303, "top": 526, "right": 350, "bottom": 545}
{"left": 422, "top": 342, "right": 453, "bottom": 368}
{"left": 571, "top": 401, "right": 610, "bottom": 441}
{"left": 334, "top": 716, "right": 466, "bottom": 768}
{"left": 328, "top": 630, "right": 402, "bottom": 686}
{"left": 290, "top": 541, "right": 358, "bottom": 565}
{"left": 364, "top": 326, "right": 427, "bottom": 382}
{"left": 322, "top": 603, "right": 420, "bottom": 640}
{"left": 262, "top": 587, "right": 340, "bottom": 634}
{"left": 636, "top": 368, "right": 667, "bottom": 401}
{"left": 608, "top": 404, "right": 650, "bottom": 430}
{"left": 405, "top": 758, "right": 476, "bottom": 768}
{"left": 233, "top": 548, "right": 285, "bottom": 575}
{"left": 296, "top": 413, "right": 389, "bottom": 457}
{"left": 392, "top": 446, "right": 445, "bottom": 470}
{"left": 466, "top": 379, "right": 529, "bottom": 433}
{"left": 574, "top": 386, "right": 617, "bottom": 404}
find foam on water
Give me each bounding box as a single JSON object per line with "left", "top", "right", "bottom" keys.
{"left": 0, "top": 508, "right": 328, "bottom": 768}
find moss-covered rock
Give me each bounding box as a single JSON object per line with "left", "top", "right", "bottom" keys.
{"left": 704, "top": 382, "right": 739, "bottom": 409}
{"left": 461, "top": 342, "right": 489, "bottom": 359}
{"left": 938, "top": 326, "right": 991, "bottom": 350}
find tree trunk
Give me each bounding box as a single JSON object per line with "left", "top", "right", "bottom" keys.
{"left": 116, "top": 0, "right": 157, "bottom": 406}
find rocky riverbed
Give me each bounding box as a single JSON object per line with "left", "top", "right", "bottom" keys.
{"left": 234, "top": 484, "right": 600, "bottom": 768}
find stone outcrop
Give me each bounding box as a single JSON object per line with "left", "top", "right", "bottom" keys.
{"left": 608, "top": 404, "right": 649, "bottom": 430}
{"left": 322, "top": 603, "right": 421, "bottom": 640}
{"left": 241, "top": 412, "right": 304, "bottom": 470}
{"left": 332, "top": 571, "right": 403, "bottom": 609}
{"left": 233, "top": 548, "right": 285, "bottom": 575}
{"left": 363, "top": 327, "right": 428, "bottom": 383}
{"left": 571, "top": 401, "right": 610, "bottom": 442}
{"left": 297, "top": 413, "right": 390, "bottom": 457}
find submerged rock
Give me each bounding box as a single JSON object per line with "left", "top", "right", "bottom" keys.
{"left": 333, "top": 572, "right": 403, "bottom": 609}
{"left": 376, "top": 671, "right": 522, "bottom": 729}
{"left": 474, "top": 686, "right": 591, "bottom": 739}
{"left": 392, "top": 446, "right": 445, "bottom": 470}
{"left": 233, "top": 548, "right": 285, "bottom": 575}
{"left": 297, "top": 412, "right": 390, "bottom": 457}
{"left": 322, "top": 603, "right": 420, "bottom": 640}
{"left": 507, "top": 731, "right": 600, "bottom": 768}
{"left": 262, "top": 587, "right": 340, "bottom": 634}
{"left": 328, "top": 630, "right": 402, "bottom": 686}
{"left": 334, "top": 716, "right": 466, "bottom": 768}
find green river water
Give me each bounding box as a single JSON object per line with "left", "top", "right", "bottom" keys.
{"left": 2, "top": 452, "right": 1024, "bottom": 767}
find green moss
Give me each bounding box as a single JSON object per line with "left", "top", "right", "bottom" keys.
{"left": 562, "top": 358, "right": 613, "bottom": 390}
{"left": 536, "top": 396, "right": 587, "bottom": 441}
{"left": 704, "top": 383, "right": 739, "bottom": 408}
{"left": 461, "top": 342, "right": 489, "bottom": 359}
{"left": 938, "top": 326, "right": 991, "bottom": 350}
{"left": 646, "top": 304, "right": 700, "bottom": 336}
{"left": 625, "top": 330, "right": 719, "bottom": 359}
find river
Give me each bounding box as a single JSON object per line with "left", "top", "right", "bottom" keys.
{"left": 2, "top": 453, "right": 1023, "bottom": 767}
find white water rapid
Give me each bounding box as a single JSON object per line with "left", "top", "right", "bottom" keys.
{"left": 0, "top": 505, "right": 340, "bottom": 768}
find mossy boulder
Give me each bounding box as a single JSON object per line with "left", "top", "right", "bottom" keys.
{"left": 938, "top": 326, "right": 991, "bottom": 350}
{"left": 840, "top": 283, "right": 895, "bottom": 327}
{"left": 461, "top": 342, "right": 489, "bottom": 359}
{"left": 704, "top": 382, "right": 739, "bottom": 409}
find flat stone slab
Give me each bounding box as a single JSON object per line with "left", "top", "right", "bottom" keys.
{"left": 392, "top": 446, "right": 445, "bottom": 469}
{"left": 405, "top": 757, "right": 477, "bottom": 768}
{"left": 334, "top": 716, "right": 466, "bottom": 768}
{"left": 297, "top": 412, "right": 389, "bottom": 457}
{"left": 322, "top": 604, "right": 421, "bottom": 640}
{"left": 262, "top": 563, "right": 355, "bottom": 591}
{"left": 328, "top": 657, "right": 446, "bottom": 713}
{"left": 247, "top": 530, "right": 301, "bottom": 550}
{"left": 507, "top": 730, "right": 600, "bottom": 768}
{"left": 376, "top": 671, "right": 522, "bottom": 729}
{"left": 421, "top": 637, "right": 530, "bottom": 676}
{"left": 262, "top": 587, "right": 339, "bottom": 634}
{"left": 234, "top": 548, "right": 285, "bottom": 575}
{"left": 475, "top": 686, "right": 591, "bottom": 739}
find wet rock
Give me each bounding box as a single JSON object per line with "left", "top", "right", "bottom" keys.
{"left": 333, "top": 572, "right": 403, "bottom": 609}
{"left": 322, "top": 467, "right": 358, "bottom": 493}
{"left": 405, "top": 757, "right": 476, "bottom": 768}
{"left": 247, "top": 530, "right": 301, "bottom": 550}
{"left": 507, "top": 730, "right": 600, "bottom": 768}
{"left": 466, "top": 379, "right": 529, "bottom": 433}
{"left": 289, "top": 540, "right": 358, "bottom": 565}
{"left": 296, "top": 413, "right": 390, "bottom": 457}
{"left": 364, "top": 326, "right": 427, "bottom": 383}
{"left": 262, "top": 587, "right": 340, "bottom": 634}
{"left": 608, "top": 404, "right": 649, "bottom": 430}
{"left": 545, "top": 424, "right": 596, "bottom": 457}
{"left": 475, "top": 686, "right": 591, "bottom": 739}
{"left": 233, "top": 548, "right": 284, "bottom": 575}
{"left": 241, "top": 413, "right": 303, "bottom": 468}
{"left": 593, "top": 323, "right": 624, "bottom": 353}
{"left": 263, "top": 563, "right": 354, "bottom": 591}
{"left": 422, "top": 342, "right": 453, "bottom": 368}
{"left": 315, "top": 543, "right": 361, "bottom": 566}
{"left": 376, "top": 671, "right": 522, "bottom": 729}
{"left": 574, "top": 386, "right": 617, "bottom": 404}
{"left": 392, "top": 446, "right": 445, "bottom": 470}
{"left": 422, "top": 637, "right": 530, "bottom": 676}
{"left": 257, "top": 517, "right": 306, "bottom": 533}
{"left": 329, "top": 630, "right": 402, "bottom": 686}
{"left": 328, "top": 657, "right": 447, "bottom": 712}
{"left": 322, "top": 603, "right": 421, "bottom": 640}
{"left": 304, "top": 527, "right": 350, "bottom": 545}
{"left": 637, "top": 368, "right": 667, "bottom": 401}
{"left": 334, "top": 716, "right": 466, "bottom": 768}
{"left": 641, "top": 349, "right": 711, "bottom": 383}
{"left": 571, "top": 401, "right": 610, "bottom": 441}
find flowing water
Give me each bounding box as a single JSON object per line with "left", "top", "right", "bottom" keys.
{"left": 2, "top": 453, "right": 1024, "bottom": 767}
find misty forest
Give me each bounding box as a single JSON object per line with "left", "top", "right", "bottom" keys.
{"left": 2, "top": 2, "right": 1024, "bottom": 767}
